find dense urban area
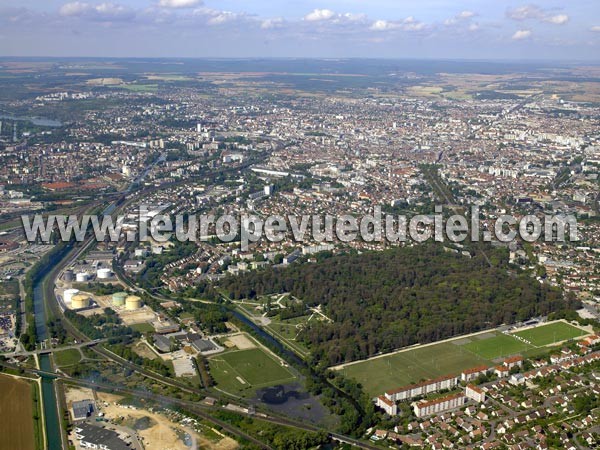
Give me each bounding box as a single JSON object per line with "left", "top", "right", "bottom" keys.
{"left": 0, "top": 58, "right": 598, "bottom": 450}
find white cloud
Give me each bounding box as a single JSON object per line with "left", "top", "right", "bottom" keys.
{"left": 544, "top": 14, "right": 569, "bottom": 25}
{"left": 59, "top": 2, "right": 134, "bottom": 21}
{"left": 207, "top": 11, "right": 236, "bottom": 25}
{"left": 158, "top": 0, "right": 201, "bottom": 8}
{"left": 260, "top": 17, "right": 283, "bottom": 29}
{"left": 507, "top": 5, "right": 568, "bottom": 25}
{"left": 507, "top": 5, "right": 543, "bottom": 21}
{"left": 370, "top": 16, "right": 425, "bottom": 32}
{"left": 59, "top": 1, "right": 91, "bottom": 16}
{"left": 591, "top": 25, "right": 600, "bottom": 32}
{"left": 512, "top": 29, "right": 532, "bottom": 40}
{"left": 457, "top": 10, "right": 475, "bottom": 20}
{"left": 444, "top": 10, "right": 476, "bottom": 26}
{"left": 370, "top": 20, "right": 397, "bottom": 31}
{"left": 304, "top": 9, "right": 335, "bottom": 22}
{"left": 338, "top": 12, "right": 366, "bottom": 23}
{"left": 188, "top": 7, "right": 247, "bottom": 27}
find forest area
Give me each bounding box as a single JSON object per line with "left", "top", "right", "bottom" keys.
{"left": 218, "top": 244, "right": 578, "bottom": 366}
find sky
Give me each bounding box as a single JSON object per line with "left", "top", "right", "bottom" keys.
{"left": 0, "top": 0, "right": 599, "bottom": 60}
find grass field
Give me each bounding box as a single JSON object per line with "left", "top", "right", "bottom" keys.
{"left": 54, "top": 348, "right": 82, "bottom": 366}
{"left": 209, "top": 347, "right": 297, "bottom": 396}
{"left": 340, "top": 341, "right": 489, "bottom": 397}
{"left": 512, "top": 322, "right": 588, "bottom": 346}
{"left": 130, "top": 322, "right": 155, "bottom": 333}
{"left": 340, "top": 321, "right": 590, "bottom": 396}
{"left": 263, "top": 315, "right": 311, "bottom": 358}
{"left": 462, "top": 333, "right": 534, "bottom": 360}
{"left": 0, "top": 375, "right": 36, "bottom": 450}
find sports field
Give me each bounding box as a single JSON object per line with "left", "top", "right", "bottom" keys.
{"left": 340, "top": 341, "right": 489, "bottom": 397}
{"left": 462, "top": 333, "right": 534, "bottom": 360}
{"left": 339, "top": 321, "right": 591, "bottom": 397}
{"left": 512, "top": 321, "right": 588, "bottom": 346}
{"left": 209, "top": 347, "right": 297, "bottom": 396}
{"left": 0, "top": 375, "right": 36, "bottom": 450}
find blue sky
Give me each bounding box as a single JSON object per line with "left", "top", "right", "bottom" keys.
{"left": 1, "top": 0, "right": 599, "bottom": 60}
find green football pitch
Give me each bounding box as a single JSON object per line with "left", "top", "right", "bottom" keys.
{"left": 338, "top": 322, "right": 588, "bottom": 397}
{"left": 209, "top": 347, "right": 297, "bottom": 395}
{"left": 461, "top": 333, "right": 534, "bottom": 360}
{"left": 512, "top": 322, "right": 587, "bottom": 346}
{"left": 340, "top": 341, "right": 490, "bottom": 397}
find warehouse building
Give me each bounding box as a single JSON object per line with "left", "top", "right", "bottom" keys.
{"left": 74, "top": 423, "right": 130, "bottom": 450}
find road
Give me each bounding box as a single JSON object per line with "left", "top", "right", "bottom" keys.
{"left": 4, "top": 339, "right": 107, "bottom": 357}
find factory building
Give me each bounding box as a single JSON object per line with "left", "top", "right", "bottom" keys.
{"left": 74, "top": 423, "right": 129, "bottom": 450}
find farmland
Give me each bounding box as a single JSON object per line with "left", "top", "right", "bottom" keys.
{"left": 0, "top": 375, "right": 36, "bottom": 450}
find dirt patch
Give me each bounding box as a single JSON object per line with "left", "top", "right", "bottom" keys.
{"left": 451, "top": 338, "right": 472, "bottom": 346}
{"left": 227, "top": 334, "right": 256, "bottom": 350}
{"left": 96, "top": 392, "right": 237, "bottom": 450}
{"left": 132, "top": 341, "right": 158, "bottom": 360}
{"left": 472, "top": 332, "right": 496, "bottom": 340}
{"left": 64, "top": 386, "right": 95, "bottom": 409}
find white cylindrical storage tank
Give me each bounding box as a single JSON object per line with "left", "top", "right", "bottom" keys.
{"left": 97, "top": 268, "right": 112, "bottom": 279}
{"left": 75, "top": 272, "right": 89, "bottom": 282}
{"left": 112, "top": 292, "right": 127, "bottom": 307}
{"left": 63, "top": 288, "right": 79, "bottom": 304}
{"left": 71, "top": 294, "right": 91, "bottom": 309}
{"left": 125, "top": 295, "right": 142, "bottom": 311}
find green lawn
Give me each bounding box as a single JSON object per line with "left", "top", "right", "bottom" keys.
{"left": 263, "top": 315, "right": 311, "bottom": 358}
{"left": 208, "top": 348, "right": 297, "bottom": 396}
{"left": 340, "top": 341, "right": 489, "bottom": 397}
{"left": 129, "top": 322, "right": 155, "bottom": 333}
{"left": 53, "top": 349, "right": 82, "bottom": 367}
{"left": 512, "top": 322, "right": 588, "bottom": 346}
{"left": 118, "top": 84, "right": 158, "bottom": 92}
{"left": 462, "top": 333, "right": 534, "bottom": 360}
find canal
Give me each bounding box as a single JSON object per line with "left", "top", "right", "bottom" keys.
{"left": 33, "top": 265, "right": 66, "bottom": 450}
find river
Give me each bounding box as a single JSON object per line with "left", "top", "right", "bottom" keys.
{"left": 0, "top": 114, "right": 63, "bottom": 127}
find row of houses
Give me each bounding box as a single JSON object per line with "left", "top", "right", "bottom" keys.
{"left": 412, "top": 384, "right": 487, "bottom": 418}
{"left": 376, "top": 355, "right": 525, "bottom": 417}
{"left": 384, "top": 374, "right": 459, "bottom": 402}
{"left": 383, "top": 356, "right": 523, "bottom": 404}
